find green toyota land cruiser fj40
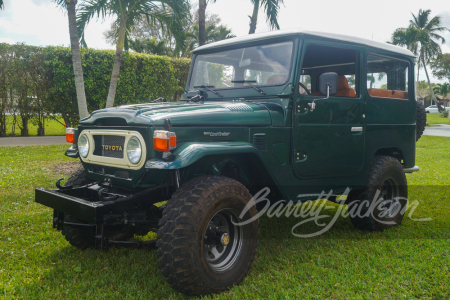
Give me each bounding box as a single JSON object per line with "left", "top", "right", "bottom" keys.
{"left": 36, "top": 29, "right": 426, "bottom": 296}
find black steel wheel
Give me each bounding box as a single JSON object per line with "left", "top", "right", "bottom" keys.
{"left": 348, "top": 155, "right": 407, "bottom": 231}
{"left": 157, "top": 176, "right": 259, "bottom": 296}
{"left": 203, "top": 209, "right": 244, "bottom": 273}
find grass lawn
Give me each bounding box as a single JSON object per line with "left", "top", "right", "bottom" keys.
{"left": 4, "top": 116, "right": 66, "bottom": 137}
{"left": 426, "top": 113, "right": 450, "bottom": 125}
{"left": 1, "top": 136, "right": 449, "bottom": 299}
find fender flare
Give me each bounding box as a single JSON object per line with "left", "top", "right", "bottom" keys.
{"left": 145, "top": 142, "right": 268, "bottom": 170}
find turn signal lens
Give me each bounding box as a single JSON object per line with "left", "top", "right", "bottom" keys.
{"left": 153, "top": 130, "right": 176, "bottom": 152}
{"left": 66, "top": 128, "right": 75, "bottom": 143}
{"left": 169, "top": 135, "right": 177, "bottom": 148}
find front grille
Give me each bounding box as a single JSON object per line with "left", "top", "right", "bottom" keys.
{"left": 93, "top": 135, "right": 125, "bottom": 158}
{"left": 114, "top": 171, "right": 129, "bottom": 179}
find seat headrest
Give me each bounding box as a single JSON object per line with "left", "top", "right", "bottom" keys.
{"left": 338, "top": 76, "right": 350, "bottom": 90}
{"left": 267, "top": 74, "right": 287, "bottom": 85}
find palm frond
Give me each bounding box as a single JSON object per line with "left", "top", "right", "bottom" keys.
{"left": 77, "top": 0, "right": 111, "bottom": 46}
{"left": 261, "top": 0, "right": 283, "bottom": 30}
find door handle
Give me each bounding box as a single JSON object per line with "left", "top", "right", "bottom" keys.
{"left": 351, "top": 127, "right": 363, "bottom": 132}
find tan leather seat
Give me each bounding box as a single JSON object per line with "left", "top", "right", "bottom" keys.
{"left": 334, "top": 76, "right": 356, "bottom": 97}
{"left": 310, "top": 75, "right": 356, "bottom": 97}
{"left": 368, "top": 88, "right": 408, "bottom": 99}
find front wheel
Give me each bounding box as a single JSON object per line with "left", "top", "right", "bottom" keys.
{"left": 156, "top": 176, "right": 259, "bottom": 296}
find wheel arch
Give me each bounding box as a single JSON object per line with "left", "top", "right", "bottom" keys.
{"left": 145, "top": 142, "right": 285, "bottom": 201}
{"left": 373, "top": 147, "right": 405, "bottom": 163}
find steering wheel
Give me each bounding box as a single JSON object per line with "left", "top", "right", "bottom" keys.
{"left": 299, "top": 82, "right": 311, "bottom": 95}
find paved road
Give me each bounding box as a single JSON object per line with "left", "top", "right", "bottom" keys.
{"left": 0, "top": 136, "right": 66, "bottom": 147}
{"left": 423, "top": 124, "right": 450, "bottom": 137}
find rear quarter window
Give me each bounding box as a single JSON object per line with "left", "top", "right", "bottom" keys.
{"left": 367, "top": 54, "right": 409, "bottom": 100}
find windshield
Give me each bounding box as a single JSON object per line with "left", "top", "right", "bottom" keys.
{"left": 189, "top": 41, "right": 294, "bottom": 91}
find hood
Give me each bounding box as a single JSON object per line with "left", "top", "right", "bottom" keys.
{"left": 79, "top": 101, "right": 272, "bottom": 127}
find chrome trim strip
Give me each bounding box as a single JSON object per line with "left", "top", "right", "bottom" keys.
{"left": 403, "top": 166, "right": 419, "bottom": 173}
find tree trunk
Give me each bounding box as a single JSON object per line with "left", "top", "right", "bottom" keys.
{"left": 105, "top": 18, "right": 126, "bottom": 108}
{"left": 62, "top": 114, "right": 72, "bottom": 128}
{"left": 67, "top": 0, "right": 89, "bottom": 120}
{"left": 198, "top": 0, "right": 207, "bottom": 46}
{"left": 248, "top": 0, "right": 259, "bottom": 34}
{"left": 21, "top": 117, "right": 28, "bottom": 137}
{"left": 422, "top": 57, "right": 442, "bottom": 111}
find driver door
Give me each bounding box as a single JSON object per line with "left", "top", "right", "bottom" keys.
{"left": 293, "top": 41, "right": 366, "bottom": 179}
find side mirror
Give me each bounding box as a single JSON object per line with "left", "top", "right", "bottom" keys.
{"left": 319, "top": 72, "right": 338, "bottom": 97}
{"left": 308, "top": 72, "right": 339, "bottom": 112}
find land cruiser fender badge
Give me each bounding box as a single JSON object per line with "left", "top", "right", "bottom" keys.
{"left": 204, "top": 132, "right": 230, "bottom": 137}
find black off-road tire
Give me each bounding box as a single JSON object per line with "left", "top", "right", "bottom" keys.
{"left": 416, "top": 101, "right": 427, "bottom": 141}
{"left": 61, "top": 166, "right": 133, "bottom": 250}
{"left": 156, "top": 176, "right": 259, "bottom": 296}
{"left": 62, "top": 215, "right": 135, "bottom": 250}
{"left": 62, "top": 215, "right": 96, "bottom": 250}
{"left": 348, "top": 156, "right": 407, "bottom": 231}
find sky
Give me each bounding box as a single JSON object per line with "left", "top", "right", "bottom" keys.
{"left": 0, "top": 0, "right": 449, "bottom": 82}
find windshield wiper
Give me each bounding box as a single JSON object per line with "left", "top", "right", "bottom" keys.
{"left": 194, "top": 85, "right": 223, "bottom": 97}
{"left": 231, "top": 80, "right": 266, "bottom": 95}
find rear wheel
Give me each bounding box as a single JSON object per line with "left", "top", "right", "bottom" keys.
{"left": 157, "top": 176, "right": 259, "bottom": 296}
{"left": 348, "top": 156, "right": 407, "bottom": 231}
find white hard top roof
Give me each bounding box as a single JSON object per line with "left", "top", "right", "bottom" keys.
{"left": 194, "top": 29, "right": 415, "bottom": 57}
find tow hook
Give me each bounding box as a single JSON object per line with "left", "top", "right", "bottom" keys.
{"left": 55, "top": 178, "right": 73, "bottom": 190}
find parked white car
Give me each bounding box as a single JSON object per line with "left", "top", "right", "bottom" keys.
{"left": 425, "top": 105, "right": 450, "bottom": 113}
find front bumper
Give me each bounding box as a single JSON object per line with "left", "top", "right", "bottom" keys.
{"left": 35, "top": 184, "right": 165, "bottom": 224}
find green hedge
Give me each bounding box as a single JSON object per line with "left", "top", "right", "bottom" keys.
{"left": 0, "top": 43, "right": 191, "bottom": 136}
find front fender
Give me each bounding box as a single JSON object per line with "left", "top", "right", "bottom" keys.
{"left": 144, "top": 142, "right": 264, "bottom": 170}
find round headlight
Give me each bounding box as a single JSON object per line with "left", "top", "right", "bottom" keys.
{"left": 78, "top": 134, "right": 89, "bottom": 158}
{"left": 127, "top": 137, "right": 142, "bottom": 164}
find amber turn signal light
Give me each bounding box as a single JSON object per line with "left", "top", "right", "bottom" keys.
{"left": 153, "top": 130, "right": 176, "bottom": 152}
{"left": 66, "top": 128, "right": 75, "bottom": 143}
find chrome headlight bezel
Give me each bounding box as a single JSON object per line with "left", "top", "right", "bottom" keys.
{"left": 127, "top": 136, "right": 142, "bottom": 165}
{"left": 78, "top": 134, "right": 89, "bottom": 158}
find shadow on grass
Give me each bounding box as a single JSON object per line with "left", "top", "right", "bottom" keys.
{"left": 21, "top": 192, "right": 450, "bottom": 299}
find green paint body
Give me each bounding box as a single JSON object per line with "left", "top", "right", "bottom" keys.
{"left": 74, "top": 33, "right": 417, "bottom": 202}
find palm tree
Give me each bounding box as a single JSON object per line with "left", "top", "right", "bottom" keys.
{"left": 433, "top": 83, "right": 450, "bottom": 105}
{"left": 198, "top": 0, "right": 213, "bottom": 46}
{"left": 183, "top": 23, "right": 234, "bottom": 56}
{"left": 198, "top": 0, "right": 282, "bottom": 46}
{"left": 129, "top": 37, "right": 173, "bottom": 55}
{"left": 54, "top": 0, "right": 89, "bottom": 120}
{"left": 212, "top": 25, "right": 235, "bottom": 41}
{"left": 391, "top": 9, "right": 449, "bottom": 111}
{"left": 248, "top": 0, "right": 284, "bottom": 34}
{"left": 77, "top": 0, "right": 190, "bottom": 108}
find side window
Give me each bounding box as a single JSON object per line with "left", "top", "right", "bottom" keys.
{"left": 300, "top": 44, "right": 359, "bottom": 97}
{"left": 367, "top": 55, "right": 409, "bottom": 99}
{"left": 299, "top": 75, "right": 311, "bottom": 95}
